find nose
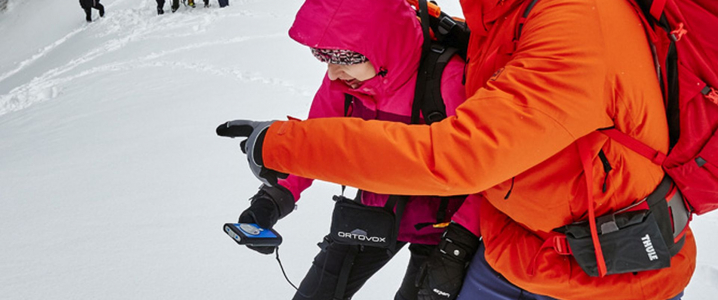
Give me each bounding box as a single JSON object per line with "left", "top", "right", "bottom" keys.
{"left": 327, "top": 64, "right": 342, "bottom": 81}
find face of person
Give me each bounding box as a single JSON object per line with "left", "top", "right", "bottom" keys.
{"left": 326, "top": 61, "right": 377, "bottom": 89}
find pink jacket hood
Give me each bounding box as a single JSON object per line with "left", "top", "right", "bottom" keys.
{"left": 288, "top": 0, "right": 423, "bottom": 97}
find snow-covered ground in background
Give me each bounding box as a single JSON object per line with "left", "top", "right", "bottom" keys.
{"left": 0, "top": 0, "right": 716, "bottom": 299}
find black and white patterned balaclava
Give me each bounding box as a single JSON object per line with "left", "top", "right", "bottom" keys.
{"left": 311, "top": 48, "right": 368, "bottom": 65}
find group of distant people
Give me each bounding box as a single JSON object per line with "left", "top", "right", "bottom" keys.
{"left": 79, "top": 0, "right": 228, "bottom": 22}
{"left": 155, "top": 0, "right": 211, "bottom": 15}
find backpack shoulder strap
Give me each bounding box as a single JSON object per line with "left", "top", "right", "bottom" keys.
{"left": 411, "top": 0, "right": 459, "bottom": 125}
{"left": 384, "top": 195, "right": 409, "bottom": 251}
{"left": 411, "top": 43, "right": 458, "bottom": 125}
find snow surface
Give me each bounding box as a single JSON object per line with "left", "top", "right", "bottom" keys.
{"left": 0, "top": 0, "right": 716, "bottom": 299}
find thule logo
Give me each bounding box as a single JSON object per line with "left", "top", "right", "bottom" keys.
{"left": 433, "top": 288, "right": 451, "bottom": 298}
{"left": 337, "top": 229, "right": 387, "bottom": 243}
{"left": 641, "top": 234, "right": 659, "bottom": 261}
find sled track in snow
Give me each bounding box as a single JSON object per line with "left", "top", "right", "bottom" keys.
{"left": 0, "top": 0, "right": 310, "bottom": 117}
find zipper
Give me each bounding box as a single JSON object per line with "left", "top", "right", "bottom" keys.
{"left": 598, "top": 150, "right": 612, "bottom": 193}
{"left": 504, "top": 177, "right": 515, "bottom": 199}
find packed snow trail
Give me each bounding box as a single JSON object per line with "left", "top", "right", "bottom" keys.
{"left": 0, "top": 0, "right": 716, "bottom": 299}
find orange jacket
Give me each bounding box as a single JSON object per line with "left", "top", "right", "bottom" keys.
{"left": 261, "top": 0, "right": 696, "bottom": 298}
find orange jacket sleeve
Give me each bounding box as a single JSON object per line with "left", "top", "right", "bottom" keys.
{"left": 262, "top": 0, "right": 613, "bottom": 197}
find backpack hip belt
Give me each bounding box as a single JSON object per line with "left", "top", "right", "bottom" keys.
{"left": 530, "top": 175, "right": 690, "bottom": 277}
{"left": 647, "top": 176, "right": 690, "bottom": 249}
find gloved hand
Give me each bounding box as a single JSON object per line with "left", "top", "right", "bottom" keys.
{"left": 416, "top": 222, "right": 480, "bottom": 300}
{"left": 216, "top": 119, "right": 288, "bottom": 187}
{"left": 238, "top": 184, "right": 296, "bottom": 255}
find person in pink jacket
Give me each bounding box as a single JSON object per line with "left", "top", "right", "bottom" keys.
{"left": 225, "top": 0, "right": 475, "bottom": 299}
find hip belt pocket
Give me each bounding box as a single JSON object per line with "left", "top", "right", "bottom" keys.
{"left": 563, "top": 210, "right": 671, "bottom": 277}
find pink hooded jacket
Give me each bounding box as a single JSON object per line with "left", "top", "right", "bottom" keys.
{"left": 278, "top": 0, "right": 468, "bottom": 244}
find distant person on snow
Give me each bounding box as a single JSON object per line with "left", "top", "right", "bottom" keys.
{"left": 79, "top": 0, "right": 104, "bottom": 22}
{"left": 217, "top": 0, "right": 474, "bottom": 299}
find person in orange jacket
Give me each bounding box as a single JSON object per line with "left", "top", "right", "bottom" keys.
{"left": 216, "top": 0, "right": 696, "bottom": 299}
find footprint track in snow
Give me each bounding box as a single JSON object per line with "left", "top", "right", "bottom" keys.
{"left": 0, "top": 0, "right": 305, "bottom": 116}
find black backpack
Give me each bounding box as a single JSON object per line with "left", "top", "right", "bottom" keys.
{"left": 409, "top": 0, "right": 470, "bottom": 124}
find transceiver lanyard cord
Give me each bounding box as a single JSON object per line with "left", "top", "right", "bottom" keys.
{"left": 275, "top": 246, "right": 330, "bottom": 299}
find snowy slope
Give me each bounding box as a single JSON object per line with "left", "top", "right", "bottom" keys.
{"left": 0, "top": 0, "right": 716, "bottom": 299}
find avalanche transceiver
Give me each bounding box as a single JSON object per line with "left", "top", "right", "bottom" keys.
{"left": 223, "top": 223, "right": 282, "bottom": 247}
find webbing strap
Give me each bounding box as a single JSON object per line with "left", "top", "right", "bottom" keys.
{"left": 384, "top": 195, "right": 409, "bottom": 252}
{"left": 418, "top": 0, "right": 431, "bottom": 56}
{"left": 600, "top": 128, "right": 666, "bottom": 165}
{"left": 436, "top": 198, "right": 449, "bottom": 223}
{"left": 649, "top": 0, "right": 667, "bottom": 20}
{"left": 412, "top": 0, "right": 437, "bottom": 125}
{"left": 343, "top": 94, "right": 353, "bottom": 117}
{"left": 528, "top": 234, "right": 571, "bottom": 275}
{"left": 334, "top": 245, "right": 359, "bottom": 300}
{"left": 393, "top": 196, "right": 408, "bottom": 249}
{"left": 516, "top": 0, "right": 540, "bottom": 39}
{"left": 629, "top": 0, "right": 681, "bottom": 145}
{"left": 384, "top": 195, "right": 401, "bottom": 209}
{"left": 577, "top": 139, "right": 608, "bottom": 277}
{"left": 407, "top": 0, "right": 441, "bottom": 18}
{"left": 506, "top": 0, "right": 540, "bottom": 54}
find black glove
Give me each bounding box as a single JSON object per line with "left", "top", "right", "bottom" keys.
{"left": 238, "top": 184, "right": 296, "bottom": 254}
{"left": 216, "top": 120, "right": 288, "bottom": 187}
{"left": 416, "top": 222, "right": 480, "bottom": 300}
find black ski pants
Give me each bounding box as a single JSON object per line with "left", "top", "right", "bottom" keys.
{"left": 80, "top": 0, "right": 104, "bottom": 20}
{"left": 156, "top": 0, "right": 180, "bottom": 10}
{"left": 292, "top": 237, "right": 433, "bottom": 300}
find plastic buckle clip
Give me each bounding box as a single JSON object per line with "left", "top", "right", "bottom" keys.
{"left": 438, "top": 15, "right": 457, "bottom": 36}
